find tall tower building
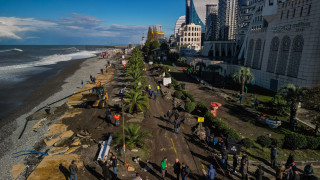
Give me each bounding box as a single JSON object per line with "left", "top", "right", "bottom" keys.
{"left": 186, "top": 0, "right": 191, "bottom": 24}
{"left": 174, "top": 16, "right": 186, "bottom": 38}
{"left": 218, "top": 0, "right": 239, "bottom": 40}
{"left": 205, "top": 4, "right": 219, "bottom": 41}
{"left": 141, "top": 33, "right": 145, "bottom": 46}
{"left": 187, "top": 0, "right": 218, "bottom": 33}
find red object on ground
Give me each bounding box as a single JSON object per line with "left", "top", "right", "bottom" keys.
{"left": 210, "top": 102, "right": 222, "bottom": 117}
{"left": 183, "top": 67, "right": 186, "bottom": 70}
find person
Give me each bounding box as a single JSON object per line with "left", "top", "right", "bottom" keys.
{"left": 114, "top": 113, "right": 120, "bottom": 126}
{"left": 286, "top": 151, "right": 295, "bottom": 168}
{"left": 207, "top": 164, "right": 216, "bottom": 180}
{"left": 102, "top": 162, "right": 111, "bottom": 180}
{"left": 240, "top": 152, "right": 248, "bottom": 180}
{"left": 233, "top": 154, "right": 239, "bottom": 175}
{"left": 254, "top": 165, "right": 264, "bottom": 180}
{"left": 161, "top": 157, "right": 168, "bottom": 179}
{"left": 205, "top": 127, "right": 211, "bottom": 143}
{"left": 255, "top": 98, "right": 260, "bottom": 108}
{"left": 276, "top": 165, "right": 286, "bottom": 180}
{"left": 45, "top": 104, "right": 51, "bottom": 115}
{"left": 132, "top": 173, "right": 142, "bottom": 180}
{"left": 153, "top": 90, "right": 158, "bottom": 100}
{"left": 81, "top": 80, "right": 84, "bottom": 88}
{"left": 157, "top": 85, "right": 160, "bottom": 91}
{"left": 181, "top": 163, "right": 189, "bottom": 180}
{"left": 239, "top": 93, "right": 243, "bottom": 104}
{"left": 105, "top": 108, "right": 112, "bottom": 124}
{"left": 175, "top": 111, "right": 179, "bottom": 121}
{"left": 270, "top": 146, "right": 279, "bottom": 168}
{"left": 111, "top": 155, "right": 118, "bottom": 179}
{"left": 174, "top": 119, "right": 180, "bottom": 133}
{"left": 173, "top": 159, "right": 181, "bottom": 180}
{"left": 167, "top": 110, "right": 172, "bottom": 123}
{"left": 69, "top": 160, "right": 78, "bottom": 180}
{"left": 149, "top": 90, "right": 153, "bottom": 99}
{"left": 304, "top": 163, "right": 314, "bottom": 178}
{"left": 221, "top": 146, "right": 228, "bottom": 169}
{"left": 101, "top": 68, "right": 103, "bottom": 74}
{"left": 148, "top": 85, "right": 152, "bottom": 92}
{"left": 90, "top": 74, "right": 93, "bottom": 82}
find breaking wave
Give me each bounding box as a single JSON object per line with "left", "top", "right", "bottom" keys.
{"left": 0, "top": 48, "right": 23, "bottom": 53}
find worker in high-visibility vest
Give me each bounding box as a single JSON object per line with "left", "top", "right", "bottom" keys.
{"left": 157, "top": 85, "right": 160, "bottom": 91}
{"left": 114, "top": 113, "right": 120, "bottom": 126}
{"left": 148, "top": 85, "right": 151, "bottom": 90}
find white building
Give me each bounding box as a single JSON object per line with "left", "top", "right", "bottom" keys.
{"left": 174, "top": 16, "right": 186, "bottom": 38}
{"left": 177, "top": 23, "right": 202, "bottom": 48}
{"left": 217, "top": 0, "right": 320, "bottom": 91}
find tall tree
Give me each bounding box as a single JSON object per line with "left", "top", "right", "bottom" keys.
{"left": 147, "top": 27, "right": 153, "bottom": 41}
{"left": 232, "top": 67, "right": 254, "bottom": 95}
{"left": 278, "top": 84, "right": 308, "bottom": 131}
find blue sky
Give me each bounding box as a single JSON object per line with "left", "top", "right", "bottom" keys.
{"left": 0, "top": 0, "right": 185, "bottom": 45}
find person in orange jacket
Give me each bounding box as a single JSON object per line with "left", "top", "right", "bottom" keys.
{"left": 114, "top": 113, "right": 120, "bottom": 126}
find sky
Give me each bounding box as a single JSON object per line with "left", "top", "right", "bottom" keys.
{"left": 0, "top": 0, "right": 185, "bottom": 45}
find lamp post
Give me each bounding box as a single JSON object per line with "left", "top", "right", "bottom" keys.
{"left": 121, "top": 96, "right": 127, "bottom": 165}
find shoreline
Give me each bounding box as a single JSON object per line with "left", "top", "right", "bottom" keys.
{"left": 0, "top": 55, "right": 108, "bottom": 179}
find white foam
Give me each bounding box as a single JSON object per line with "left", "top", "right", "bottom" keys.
{"left": 0, "top": 48, "right": 23, "bottom": 53}
{"left": 0, "top": 50, "right": 100, "bottom": 71}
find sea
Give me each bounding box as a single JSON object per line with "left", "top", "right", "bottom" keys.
{"left": 0, "top": 45, "right": 100, "bottom": 120}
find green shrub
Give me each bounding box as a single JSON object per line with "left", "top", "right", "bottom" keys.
{"left": 307, "top": 136, "right": 320, "bottom": 150}
{"left": 256, "top": 135, "right": 272, "bottom": 147}
{"left": 185, "top": 102, "right": 196, "bottom": 113}
{"left": 225, "top": 128, "right": 241, "bottom": 140}
{"left": 271, "top": 138, "right": 283, "bottom": 148}
{"left": 197, "top": 101, "right": 208, "bottom": 115}
{"left": 242, "top": 138, "right": 255, "bottom": 148}
{"left": 283, "top": 133, "right": 307, "bottom": 150}
{"left": 174, "top": 91, "right": 184, "bottom": 99}
{"left": 183, "top": 91, "right": 195, "bottom": 102}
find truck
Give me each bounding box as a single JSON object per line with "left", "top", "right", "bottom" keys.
{"left": 81, "top": 81, "right": 108, "bottom": 109}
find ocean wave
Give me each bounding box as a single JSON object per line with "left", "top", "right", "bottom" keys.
{"left": 51, "top": 47, "right": 80, "bottom": 52}
{"left": 0, "top": 50, "right": 100, "bottom": 71}
{"left": 0, "top": 48, "right": 23, "bottom": 53}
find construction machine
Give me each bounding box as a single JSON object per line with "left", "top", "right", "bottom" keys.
{"left": 82, "top": 81, "right": 108, "bottom": 109}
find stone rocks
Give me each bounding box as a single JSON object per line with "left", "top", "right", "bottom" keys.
{"left": 173, "top": 98, "right": 183, "bottom": 109}
{"left": 182, "top": 113, "right": 197, "bottom": 126}
{"left": 44, "top": 130, "right": 74, "bottom": 146}
{"left": 65, "top": 146, "right": 80, "bottom": 154}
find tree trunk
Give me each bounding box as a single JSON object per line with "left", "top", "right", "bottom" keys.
{"left": 241, "top": 75, "right": 245, "bottom": 95}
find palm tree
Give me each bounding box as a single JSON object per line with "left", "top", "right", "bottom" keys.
{"left": 113, "top": 124, "right": 152, "bottom": 149}
{"left": 232, "top": 67, "right": 254, "bottom": 95}
{"left": 124, "top": 89, "right": 149, "bottom": 114}
{"left": 278, "top": 84, "right": 308, "bottom": 131}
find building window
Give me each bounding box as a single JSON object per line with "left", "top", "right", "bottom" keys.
{"left": 300, "top": 7, "right": 303, "bottom": 17}
{"left": 188, "top": 27, "right": 190, "bottom": 31}
{"left": 191, "top": 38, "right": 193, "bottom": 41}
{"left": 287, "top": 35, "right": 304, "bottom": 77}
{"left": 308, "top": 5, "right": 311, "bottom": 15}
{"left": 181, "top": 38, "right": 183, "bottom": 41}
{"left": 252, "top": 39, "right": 262, "bottom": 69}
{"left": 276, "top": 36, "right": 291, "bottom": 75}
{"left": 185, "top": 38, "right": 187, "bottom": 41}
{"left": 293, "top": 8, "right": 295, "bottom": 17}
{"left": 287, "top": 10, "right": 289, "bottom": 18}
{"left": 192, "top": 33, "right": 194, "bottom": 36}
{"left": 267, "top": 37, "right": 280, "bottom": 73}
{"left": 188, "top": 32, "right": 190, "bottom": 36}
{"left": 188, "top": 38, "right": 190, "bottom": 41}
{"left": 280, "top": 11, "right": 283, "bottom": 19}
{"left": 185, "top": 32, "right": 187, "bottom": 36}
{"left": 245, "top": 39, "right": 255, "bottom": 67}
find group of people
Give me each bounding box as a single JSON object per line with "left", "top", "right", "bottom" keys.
{"left": 161, "top": 157, "right": 191, "bottom": 180}
{"left": 167, "top": 109, "right": 180, "bottom": 133}
{"left": 147, "top": 84, "right": 160, "bottom": 100}
{"left": 105, "top": 108, "right": 121, "bottom": 127}
{"left": 275, "top": 151, "right": 315, "bottom": 180}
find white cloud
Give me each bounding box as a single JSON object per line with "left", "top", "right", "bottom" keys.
{"left": 0, "top": 14, "right": 148, "bottom": 43}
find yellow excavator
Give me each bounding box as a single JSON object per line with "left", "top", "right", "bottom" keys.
{"left": 82, "top": 81, "right": 108, "bottom": 109}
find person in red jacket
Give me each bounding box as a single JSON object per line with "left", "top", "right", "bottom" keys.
{"left": 114, "top": 113, "right": 120, "bottom": 126}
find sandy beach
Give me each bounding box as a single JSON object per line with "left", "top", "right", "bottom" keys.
{"left": 0, "top": 55, "right": 108, "bottom": 179}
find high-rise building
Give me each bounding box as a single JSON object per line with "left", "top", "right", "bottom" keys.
{"left": 186, "top": 0, "right": 218, "bottom": 33}
{"left": 218, "top": 0, "right": 239, "bottom": 40}
{"left": 174, "top": 16, "right": 186, "bottom": 38}
{"left": 186, "top": 0, "right": 191, "bottom": 24}
{"left": 152, "top": 25, "right": 165, "bottom": 39}
{"left": 205, "top": 4, "right": 219, "bottom": 41}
